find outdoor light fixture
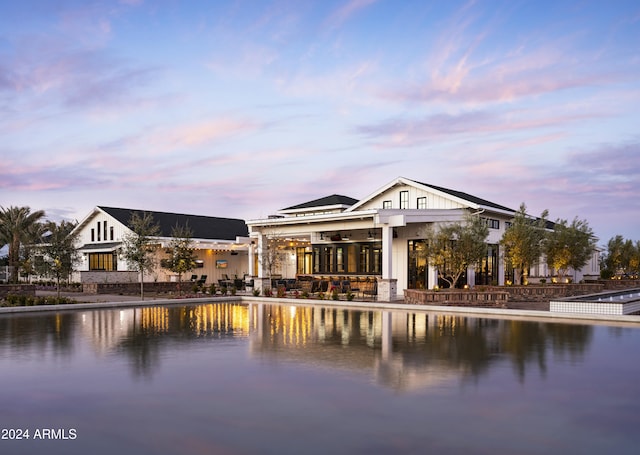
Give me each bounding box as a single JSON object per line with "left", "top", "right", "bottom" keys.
{"left": 367, "top": 230, "right": 374, "bottom": 240}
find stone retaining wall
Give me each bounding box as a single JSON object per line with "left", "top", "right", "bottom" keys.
{"left": 404, "top": 289, "right": 509, "bottom": 307}
{"left": 0, "top": 284, "right": 36, "bottom": 299}
{"left": 83, "top": 282, "right": 194, "bottom": 295}
{"left": 491, "top": 284, "right": 605, "bottom": 302}
{"left": 602, "top": 279, "right": 640, "bottom": 290}
{"left": 80, "top": 271, "right": 139, "bottom": 284}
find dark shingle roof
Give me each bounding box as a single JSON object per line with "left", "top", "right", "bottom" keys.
{"left": 409, "top": 179, "right": 516, "bottom": 213}
{"left": 99, "top": 207, "right": 248, "bottom": 240}
{"left": 282, "top": 194, "right": 358, "bottom": 211}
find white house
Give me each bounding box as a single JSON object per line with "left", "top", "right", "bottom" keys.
{"left": 246, "top": 177, "right": 600, "bottom": 300}
{"left": 72, "top": 206, "right": 251, "bottom": 286}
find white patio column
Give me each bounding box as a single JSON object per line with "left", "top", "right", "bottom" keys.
{"left": 254, "top": 233, "right": 271, "bottom": 293}
{"left": 498, "top": 248, "right": 505, "bottom": 286}
{"left": 428, "top": 263, "right": 439, "bottom": 289}
{"left": 257, "top": 233, "right": 265, "bottom": 278}
{"left": 381, "top": 224, "right": 393, "bottom": 279}
{"left": 378, "top": 224, "right": 397, "bottom": 301}
{"left": 467, "top": 266, "right": 475, "bottom": 288}
{"left": 248, "top": 241, "right": 256, "bottom": 277}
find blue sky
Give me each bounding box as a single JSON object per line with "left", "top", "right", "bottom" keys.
{"left": 1, "top": 0, "right": 639, "bottom": 245}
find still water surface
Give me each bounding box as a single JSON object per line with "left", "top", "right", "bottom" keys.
{"left": 1, "top": 302, "right": 639, "bottom": 454}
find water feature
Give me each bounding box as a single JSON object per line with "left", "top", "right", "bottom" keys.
{"left": 1, "top": 301, "right": 639, "bottom": 454}
{"left": 550, "top": 288, "right": 640, "bottom": 315}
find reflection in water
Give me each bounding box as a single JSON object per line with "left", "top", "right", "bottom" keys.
{"left": 248, "top": 304, "right": 594, "bottom": 390}
{"left": 2, "top": 302, "right": 638, "bottom": 455}
{"left": 0, "top": 312, "right": 76, "bottom": 357}
{"left": 0, "top": 303, "right": 592, "bottom": 387}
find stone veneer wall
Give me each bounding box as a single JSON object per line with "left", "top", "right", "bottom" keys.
{"left": 493, "top": 284, "right": 604, "bottom": 302}
{"left": 601, "top": 279, "right": 640, "bottom": 290}
{"left": 83, "top": 282, "right": 193, "bottom": 295}
{"left": 80, "top": 271, "right": 140, "bottom": 284}
{"left": 404, "top": 289, "right": 509, "bottom": 307}
{"left": 0, "top": 284, "right": 36, "bottom": 299}
{"left": 405, "top": 283, "right": 610, "bottom": 306}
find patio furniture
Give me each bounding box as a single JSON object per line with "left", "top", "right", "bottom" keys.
{"left": 362, "top": 279, "right": 377, "bottom": 300}
{"left": 196, "top": 275, "right": 207, "bottom": 285}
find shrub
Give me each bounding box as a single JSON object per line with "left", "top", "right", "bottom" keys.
{"left": 252, "top": 289, "right": 260, "bottom": 297}
{"left": 301, "top": 290, "right": 309, "bottom": 299}
{"left": 331, "top": 288, "right": 339, "bottom": 300}
{"left": 277, "top": 286, "right": 286, "bottom": 298}
{"left": 346, "top": 291, "right": 354, "bottom": 301}
{"left": 263, "top": 287, "right": 272, "bottom": 297}
{"left": 231, "top": 286, "right": 237, "bottom": 296}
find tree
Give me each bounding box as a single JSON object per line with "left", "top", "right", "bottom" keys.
{"left": 36, "top": 220, "right": 81, "bottom": 298}
{"left": 421, "top": 212, "right": 489, "bottom": 288}
{"left": 120, "top": 212, "right": 160, "bottom": 300}
{"left": 160, "top": 223, "right": 197, "bottom": 295}
{"left": 545, "top": 217, "right": 597, "bottom": 282}
{"left": 0, "top": 206, "right": 46, "bottom": 282}
{"left": 259, "top": 229, "right": 288, "bottom": 279}
{"left": 601, "top": 236, "right": 640, "bottom": 278}
{"left": 500, "top": 204, "right": 549, "bottom": 285}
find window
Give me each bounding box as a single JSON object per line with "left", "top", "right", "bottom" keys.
{"left": 360, "top": 245, "right": 371, "bottom": 272}
{"left": 417, "top": 197, "right": 427, "bottom": 209}
{"left": 312, "top": 243, "right": 381, "bottom": 274}
{"left": 336, "top": 247, "right": 345, "bottom": 272}
{"left": 103, "top": 221, "right": 107, "bottom": 241}
{"left": 97, "top": 222, "right": 101, "bottom": 241}
{"left": 110, "top": 226, "right": 114, "bottom": 241}
{"left": 383, "top": 200, "right": 392, "bottom": 209}
{"left": 505, "top": 221, "right": 512, "bottom": 229}
{"left": 400, "top": 191, "right": 409, "bottom": 209}
{"left": 89, "top": 253, "right": 117, "bottom": 271}
{"left": 91, "top": 229, "right": 95, "bottom": 242}
{"left": 482, "top": 217, "right": 500, "bottom": 229}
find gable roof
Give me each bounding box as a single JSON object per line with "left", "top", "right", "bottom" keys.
{"left": 347, "top": 176, "right": 515, "bottom": 214}
{"left": 408, "top": 179, "right": 516, "bottom": 213}
{"left": 98, "top": 206, "right": 248, "bottom": 241}
{"left": 281, "top": 194, "right": 358, "bottom": 211}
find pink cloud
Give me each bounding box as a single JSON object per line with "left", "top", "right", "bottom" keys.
{"left": 325, "top": 0, "right": 378, "bottom": 30}
{"left": 355, "top": 109, "right": 597, "bottom": 148}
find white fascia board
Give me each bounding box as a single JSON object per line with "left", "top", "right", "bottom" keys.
{"left": 478, "top": 205, "right": 516, "bottom": 218}
{"left": 278, "top": 204, "right": 351, "bottom": 216}
{"left": 71, "top": 207, "right": 102, "bottom": 236}
{"left": 376, "top": 209, "right": 467, "bottom": 226}
{"left": 246, "top": 209, "right": 379, "bottom": 227}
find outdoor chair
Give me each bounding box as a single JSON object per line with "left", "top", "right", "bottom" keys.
{"left": 196, "top": 275, "right": 207, "bottom": 285}
{"left": 362, "top": 280, "right": 377, "bottom": 300}
{"left": 190, "top": 274, "right": 198, "bottom": 282}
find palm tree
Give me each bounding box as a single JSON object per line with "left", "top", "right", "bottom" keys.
{"left": 0, "top": 206, "right": 46, "bottom": 283}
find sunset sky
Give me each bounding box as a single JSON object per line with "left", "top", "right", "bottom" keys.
{"left": 2, "top": 0, "right": 639, "bottom": 245}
